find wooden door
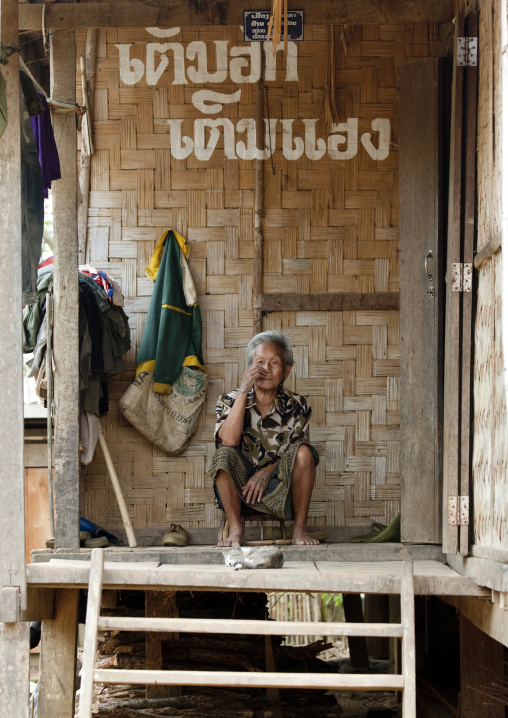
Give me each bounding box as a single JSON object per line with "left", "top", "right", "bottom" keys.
{"left": 399, "top": 57, "right": 447, "bottom": 543}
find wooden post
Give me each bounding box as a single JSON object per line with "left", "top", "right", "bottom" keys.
{"left": 0, "top": 622, "right": 30, "bottom": 717}
{"left": 252, "top": 55, "right": 264, "bottom": 335}
{"left": 0, "top": 0, "right": 27, "bottom": 613}
{"left": 0, "top": 4, "right": 31, "bottom": 710}
{"left": 37, "top": 588, "right": 80, "bottom": 718}
{"left": 145, "top": 591, "right": 180, "bottom": 699}
{"left": 459, "top": 12, "right": 478, "bottom": 556}
{"left": 442, "top": 14, "right": 465, "bottom": 555}
{"left": 50, "top": 29, "right": 80, "bottom": 550}
{"left": 78, "top": 28, "right": 97, "bottom": 264}
{"left": 342, "top": 594, "right": 369, "bottom": 668}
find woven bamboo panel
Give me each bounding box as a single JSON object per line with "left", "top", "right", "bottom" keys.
{"left": 473, "top": 0, "right": 508, "bottom": 551}
{"left": 78, "top": 23, "right": 447, "bottom": 537}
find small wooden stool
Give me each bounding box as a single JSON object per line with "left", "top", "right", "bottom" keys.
{"left": 218, "top": 513, "right": 288, "bottom": 544}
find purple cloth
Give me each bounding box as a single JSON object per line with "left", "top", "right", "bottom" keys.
{"left": 29, "top": 95, "right": 61, "bottom": 198}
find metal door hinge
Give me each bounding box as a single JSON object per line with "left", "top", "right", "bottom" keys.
{"left": 451, "top": 262, "right": 473, "bottom": 292}
{"left": 457, "top": 37, "right": 478, "bottom": 66}
{"left": 448, "top": 495, "right": 470, "bottom": 525}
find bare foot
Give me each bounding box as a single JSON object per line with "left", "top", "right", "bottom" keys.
{"left": 292, "top": 526, "right": 320, "bottom": 545}
{"left": 217, "top": 526, "right": 245, "bottom": 547}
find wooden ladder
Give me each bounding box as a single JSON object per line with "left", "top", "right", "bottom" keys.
{"left": 78, "top": 550, "right": 416, "bottom": 717}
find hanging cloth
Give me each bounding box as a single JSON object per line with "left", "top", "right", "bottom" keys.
{"left": 136, "top": 228, "right": 205, "bottom": 393}
{"left": 29, "top": 94, "right": 61, "bottom": 198}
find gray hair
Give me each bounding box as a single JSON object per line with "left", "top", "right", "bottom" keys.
{"left": 246, "top": 330, "right": 294, "bottom": 367}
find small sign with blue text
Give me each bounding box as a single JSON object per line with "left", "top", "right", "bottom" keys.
{"left": 243, "top": 10, "right": 304, "bottom": 42}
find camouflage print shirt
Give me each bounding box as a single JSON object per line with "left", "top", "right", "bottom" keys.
{"left": 214, "top": 386, "right": 313, "bottom": 469}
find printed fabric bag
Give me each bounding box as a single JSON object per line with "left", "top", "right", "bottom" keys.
{"left": 119, "top": 366, "right": 208, "bottom": 455}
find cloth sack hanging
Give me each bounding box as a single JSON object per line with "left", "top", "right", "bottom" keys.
{"left": 119, "top": 367, "right": 208, "bottom": 455}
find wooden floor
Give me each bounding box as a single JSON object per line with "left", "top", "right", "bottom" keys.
{"left": 27, "top": 544, "right": 489, "bottom": 597}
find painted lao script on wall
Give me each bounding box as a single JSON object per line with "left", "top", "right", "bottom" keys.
{"left": 116, "top": 27, "right": 391, "bottom": 162}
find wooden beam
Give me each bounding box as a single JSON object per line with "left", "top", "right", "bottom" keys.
{"left": 37, "top": 589, "right": 79, "bottom": 718}
{"left": 98, "top": 615, "right": 404, "bottom": 637}
{"left": 50, "top": 29, "right": 80, "bottom": 550}
{"left": 18, "top": 0, "right": 455, "bottom": 30}
{"left": 474, "top": 231, "right": 502, "bottom": 269}
{"left": 20, "top": 587, "right": 55, "bottom": 623}
{"left": 25, "top": 559, "right": 490, "bottom": 597}
{"left": 0, "top": 0, "right": 26, "bottom": 610}
{"left": 261, "top": 292, "right": 399, "bottom": 312}
{"left": 94, "top": 668, "right": 406, "bottom": 691}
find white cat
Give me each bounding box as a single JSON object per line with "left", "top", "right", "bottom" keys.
{"left": 224, "top": 545, "right": 284, "bottom": 570}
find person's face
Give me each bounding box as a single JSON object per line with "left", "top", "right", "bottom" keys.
{"left": 252, "top": 342, "right": 291, "bottom": 390}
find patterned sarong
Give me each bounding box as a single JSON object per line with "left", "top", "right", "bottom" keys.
{"left": 209, "top": 443, "right": 318, "bottom": 520}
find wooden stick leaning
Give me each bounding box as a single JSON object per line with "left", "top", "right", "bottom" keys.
{"left": 97, "top": 418, "right": 137, "bottom": 547}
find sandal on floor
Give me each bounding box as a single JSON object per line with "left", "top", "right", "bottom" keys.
{"left": 162, "top": 524, "right": 188, "bottom": 546}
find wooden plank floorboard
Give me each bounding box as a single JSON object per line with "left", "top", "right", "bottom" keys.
{"left": 26, "top": 559, "right": 489, "bottom": 597}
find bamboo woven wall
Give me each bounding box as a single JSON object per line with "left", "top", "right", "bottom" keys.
{"left": 473, "top": 0, "right": 508, "bottom": 551}
{"left": 78, "top": 23, "right": 448, "bottom": 540}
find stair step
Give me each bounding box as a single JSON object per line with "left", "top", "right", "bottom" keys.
{"left": 98, "top": 615, "right": 404, "bottom": 638}
{"left": 94, "top": 668, "right": 406, "bottom": 691}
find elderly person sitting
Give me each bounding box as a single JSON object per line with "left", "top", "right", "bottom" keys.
{"left": 208, "top": 330, "right": 319, "bottom": 546}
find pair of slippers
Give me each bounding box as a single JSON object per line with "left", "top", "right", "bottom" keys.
{"left": 162, "top": 524, "right": 188, "bottom": 546}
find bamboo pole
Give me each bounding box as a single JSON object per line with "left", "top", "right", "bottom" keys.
{"left": 97, "top": 419, "right": 137, "bottom": 547}
{"left": 78, "top": 28, "right": 97, "bottom": 264}
{"left": 253, "top": 53, "right": 265, "bottom": 336}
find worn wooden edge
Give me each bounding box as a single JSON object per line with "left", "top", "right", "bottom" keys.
{"left": 98, "top": 616, "right": 404, "bottom": 637}
{"left": 446, "top": 553, "right": 508, "bottom": 594}
{"left": 261, "top": 293, "right": 399, "bottom": 312}
{"left": 30, "top": 541, "right": 447, "bottom": 564}
{"left": 0, "top": 623, "right": 30, "bottom": 717}
{"left": 94, "top": 668, "right": 406, "bottom": 690}
{"left": 473, "top": 231, "right": 502, "bottom": 269}
{"left": 19, "top": 0, "right": 455, "bottom": 30}
{"left": 37, "top": 589, "right": 79, "bottom": 718}
{"left": 25, "top": 561, "right": 490, "bottom": 597}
